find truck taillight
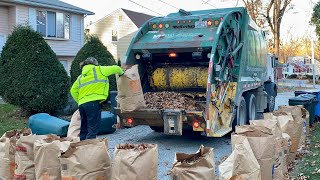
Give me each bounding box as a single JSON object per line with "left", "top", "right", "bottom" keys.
{"left": 207, "top": 20, "right": 212, "bottom": 26}
{"left": 193, "top": 121, "right": 200, "bottom": 128}
{"left": 169, "top": 52, "right": 177, "bottom": 58}
{"left": 158, "top": 23, "right": 163, "bottom": 29}
{"left": 127, "top": 118, "right": 133, "bottom": 124}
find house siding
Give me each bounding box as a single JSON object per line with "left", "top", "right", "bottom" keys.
{"left": 116, "top": 31, "right": 136, "bottom": 63}
{"left": 15, "top": 5, "right": 84, "bottom": 57}
{"left": 8, "top": 6, "right": 16, "bottom": 33}
{"left": 87, "top": 9, "right": 138, "bottom": 60}
{"left": 58, "top": 56, "right": 74, "bottom": 75}
{"left": 0, "top": 6, "right": 9, "bottom": 36}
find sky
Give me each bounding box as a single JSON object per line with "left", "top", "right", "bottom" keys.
{"left": 61, "top": 0, "right": 318, "bottom": 41}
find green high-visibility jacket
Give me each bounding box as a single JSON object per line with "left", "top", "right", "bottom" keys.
{"left": 70, "top": 64, "right": 124, "bottom": 106}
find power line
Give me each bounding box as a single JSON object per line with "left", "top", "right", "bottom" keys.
{"left": 158, "top": 0, "right": 179, "bottom": 10}
{"left": 128, "top": 0, "right": 164, "bottom": 16}
{"left": 201, "top": 0, "right": 217, "bottom": 8}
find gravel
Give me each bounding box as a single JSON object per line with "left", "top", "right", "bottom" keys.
{"left": 99, "top": 91, "right": 294, "bottom": 179}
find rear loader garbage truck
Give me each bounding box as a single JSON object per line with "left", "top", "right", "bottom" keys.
{"left": 115, "top": 7, "right": 277, "bottom": 137}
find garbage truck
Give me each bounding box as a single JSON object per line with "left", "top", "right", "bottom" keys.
{"left": 115, "top": 7, "right": 278, "bottom": 137}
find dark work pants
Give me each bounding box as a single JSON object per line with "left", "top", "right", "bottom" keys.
{"left": 79, "top": 101, "right": 101, "bottom": 141}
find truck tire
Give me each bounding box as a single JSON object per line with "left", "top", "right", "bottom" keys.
{"left": 264, "top": 82, "right": 276, "bottom": 112}
{"left": 149, "top": 126, "right": 164, "bottom": 132}
{"left": 265, "top": 94, "right": 275, "bottom": 112}
{"left": 245, "top": 94, "right": 257, "bottom": 121}
{"left": 235, "top": 97, "right": 247, "bottom": 127}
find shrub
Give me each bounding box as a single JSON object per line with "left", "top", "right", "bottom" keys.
{"left": 288, "top": 74, "right": 298, "bottom": 79}
{"left": 0, "top": 25, "right": 70, "bottom": 113}
{"left": 70, "top": 35, "right": 117, "bottom": 91}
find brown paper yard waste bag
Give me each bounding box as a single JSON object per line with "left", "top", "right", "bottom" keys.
{"left": 266, "top": 107, "right": 304, "bottom": 164}
{"left": 14, "top": 133, "right": 50, "bottom": 180}
{"left": 232, "top": 125, "right": 275, "bottom": 180}
{"left": 219, "top": 137, "right": 261, "bottom": 180}
{"left": 60, "top": 139, "right": 111, "bottom": 179}
{"left": 112, "top": 144, "right": 158, "bottom": 180}
{"left": 0, "top": 129, "right": 31, "bottom": 180}
{"left": 34, "top": 136, "right": 71, "bottom": 180}
{"left": 249, "top": 119, "right": 282, "bottom": 138}
{"left": 67, "top": 109, "right": 81, "bottom": 139}
{"left": 249, "top": 119, "right": 286, "bottom": 179}
{"left": 168, "top": 145, "right": 215, "bottom": 180}
{"left": 117, "top": 64, "right": 146, "bottom": 112}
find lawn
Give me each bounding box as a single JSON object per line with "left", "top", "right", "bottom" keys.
{"left": 0, "top": 104, "right": 27, "bottom": 135}
{"left": 291, "top": 122, "right": 320, "bottom": 179}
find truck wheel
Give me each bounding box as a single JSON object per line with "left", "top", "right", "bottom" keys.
{"left": 149, "top": 126, "right": 164, "bottom": 132}
{"left": 245, "top": 94, "right": 257, "bottom": 121}
{"left": 235, "top": 97, "right": 247, "bottom": 126}
{"left": 266, "top": 94, "right": 275, "bottom": 112}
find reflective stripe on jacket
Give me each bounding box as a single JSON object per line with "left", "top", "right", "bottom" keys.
{"left": 70, "top": 64, "right": 124, "bottom": 106}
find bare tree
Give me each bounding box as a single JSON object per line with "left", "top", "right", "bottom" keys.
{"left": 243, "top": 0, "right": 293, "bottom": 63}
{"left": 242, "top": 0, "right": 265, "bottom": 28}
{"left": 264, "top": 0, "right": 293, "bottom": 62}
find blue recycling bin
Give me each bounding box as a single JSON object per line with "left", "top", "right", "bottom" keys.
{"left": 295, "top": 90, "right": 320, "bottom": 119}
{"left": 28, "top": 113, "right": 70, "bottom": 136}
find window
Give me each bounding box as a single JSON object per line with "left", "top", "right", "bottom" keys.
{"left": 119, "top": 16, "right": 123, "bottom": 21}
{"left": 36, "top": 10, "right": 70, "bottom": 39}
{"left": 112, "top": 30, "right": 118, "bottom": 41}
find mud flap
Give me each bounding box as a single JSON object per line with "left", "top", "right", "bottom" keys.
{"left": 163, "top": 110, "right": 183, "bottom": 135}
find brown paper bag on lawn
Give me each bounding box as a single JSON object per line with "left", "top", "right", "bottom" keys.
{"left": 60, "top": 139, "right": 111, "bottom": 179}
{"left": 232, "top": 125, "right": 275, "bottom": 180}
{"left": 117, "top": 64, "right": 145, "bottom": 112}
{"left": 112, "top": 144, "right": 158, "bottom": 180}
{"left": 249, "top": 119, "right": 282, "bottom": 138}
{"left": 272, "top": 109, "right": 303, "bottom": 154}
{"left": 301, "top": 106, "right": 310, "bottom": 134}
{"left": 34, "top": 136, "right": 71, "bottom": 180}
{"left": 67, "top": 109, "right": 81, "bottom": 139}
{"left": 0, "top": 129, "right": 31, "bottom": 180}
{"left": 169, "top": 145, "right": 214, "bottom": 180}
{"left": 14, "top": 133, "right": 51, "bottom": 180}
{"left": 219, "top": 137, "right": 261, "bottom": 180}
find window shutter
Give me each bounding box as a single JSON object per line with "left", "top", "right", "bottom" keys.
{"left": 71, "top": 15, "right": 78, "bottom": 41}
{"left": 28, "top": 8, "right": 37, "bottom": 30}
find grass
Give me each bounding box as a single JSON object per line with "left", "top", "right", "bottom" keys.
{"left": 291, "top": 122, "right": 320, "bottom": 179}
{"left": 0, "top": 104, "right": 27, "bottom": 135}
{"left": 278, "top": 86, "right": 313, "bottom": 93}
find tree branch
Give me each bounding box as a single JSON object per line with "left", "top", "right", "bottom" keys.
{"left": 266, "top": 0, "right": 275, "bottom": 35}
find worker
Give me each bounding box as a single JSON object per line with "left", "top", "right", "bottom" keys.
{"left": 70, "top": 57, "right": 124, "bottom": 140}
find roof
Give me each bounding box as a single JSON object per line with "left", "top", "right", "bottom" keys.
{"left": 6, "top": 0, "right": 94, "bottom": 15}
{"left": 121, "top": 9, "right": 154, "bottom": 27}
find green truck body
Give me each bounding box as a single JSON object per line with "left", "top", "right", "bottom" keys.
{"left": 115, "top": 7, "right": 277, "bottom": 137}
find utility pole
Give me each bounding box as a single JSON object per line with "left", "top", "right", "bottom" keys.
{"left": 312, "top": 39, "right": 316, "bottom": 88}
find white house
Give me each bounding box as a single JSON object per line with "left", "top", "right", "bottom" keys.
{"left": 0, "top": 0, "right": 94, "bottom": 73}
{"left": 86, "top": 8, "right": 154, "bottom": 63}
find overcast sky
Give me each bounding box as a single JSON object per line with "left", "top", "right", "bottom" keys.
{"left": 62, "top": 0, "right": 318, "bottom": 41}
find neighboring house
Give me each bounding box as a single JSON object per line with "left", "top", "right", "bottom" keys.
{"left": 0, "top": 0, "right": 94, "bottom": 73}
{"left": 86, "top": 8, "right": 154, "bottom": 63}
{"left": 282, "top": 56, "right": 320, "bottom": 78}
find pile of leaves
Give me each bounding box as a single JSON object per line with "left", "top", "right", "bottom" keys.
{"left": 144, "top": 92, "right": 204, "bottom": 111}
{"left": 117, "top": 144, "right": 151, "bottom": 151}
